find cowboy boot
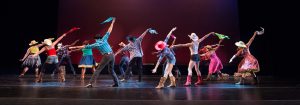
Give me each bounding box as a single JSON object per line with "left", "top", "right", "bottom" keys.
{"left": 184, "top": 75, "right": 192, "bottom": 86}
{"left": 167, "top": 76, "right": 176, "bottom": 87}
{"left": 235, "top": 77, "right": 244, "bottom": 85}
{"left": 156, "top": 77, "right": 167, "bottom": 89}
{"left": 194, "top": 76, "right": 203, "bottom": 85}
{"left": 203, "top": 74, "right": 212, "bottom": 81}
{"left": 36, "top": 73, "right": 43, "bottom": 82}
{"left": 35, "top": 69, "right": 39, "bottom": 78}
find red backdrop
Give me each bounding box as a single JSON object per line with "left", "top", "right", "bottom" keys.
{"left": 57, "top": 0, "right": 240, "bottom": 65}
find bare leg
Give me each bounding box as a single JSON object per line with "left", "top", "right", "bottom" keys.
{"left": 19, "top": 67, "right": 29, "bottom": 77}
{"left": 81, "top": 68, "right": 86, "bottom": 79}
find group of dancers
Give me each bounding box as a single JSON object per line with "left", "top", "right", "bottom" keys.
{"left": 19, "top": 17, "right": 264, "bottom": 88}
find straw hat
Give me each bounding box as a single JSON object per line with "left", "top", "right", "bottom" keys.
{"left": 118, "top": 42, "right": 126, "bottom": 47}
{"left": 43, "top": 38, "right": 54, "bottom": 46}
{"left": 235, "top": 41, "right": 247, "bottom": 48}
{"left": 29, "top": 40, "right": 38, "bottom": 46}
{"left": 155, "top": 41, "right": 166, "bottom": 51}
{"left": 188, "top": 33, "right": 199, "bottom": 41}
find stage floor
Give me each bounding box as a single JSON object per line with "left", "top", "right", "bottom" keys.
{"left": 0, "top": 75, "right": 300, "bottom": 105}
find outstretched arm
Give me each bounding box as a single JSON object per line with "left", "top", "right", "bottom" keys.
{"left": 229, "top": 49, "right": 242, "bottom": 63}
{"left": 20, "top": 48, "right": 30, "bottom": 61}
{"left": 246, "top": 31, "right": 258, "bottom": 47}
{"left": 33, "top": 47, "right": 46, "bottom": 57}
{"left": 171, "top": 43, "right": 192, "bottom": 48}
{"left": 197, "top": 32, "right": 214, "bottom": 43}
{"left": 152, "top": 56, "right": 163, "bottom": 73}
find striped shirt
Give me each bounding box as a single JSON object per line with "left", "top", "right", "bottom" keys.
{"left": 121, "top": 37, "right": 143, "bottom": 61}
{"left": 85, "top": 32, "right": 113, "bottom": 55}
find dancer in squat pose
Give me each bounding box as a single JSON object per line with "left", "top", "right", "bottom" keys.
{"left": 171, "top": 32, "right": 215, "bottom": 86}
{"left": 229, "top": 27, "right": 264, "bottom": 84}
{"left": 152, "top": 27, "right": 177, "bottom": 88}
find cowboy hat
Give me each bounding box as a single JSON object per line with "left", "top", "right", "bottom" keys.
{"left": 29, "top": 40, "right": 38, "bottom": 46}
{"left": 235, "top": 41, "right": 247, "bottom": 48}
{"left": 188, "top": 33, "right": 199, "bottom": 41}
{"left": 43, "top": 38, "right": 54, "bottom": 46}
{"left": 155, "top": 41, "right": 166, "bottom": 51}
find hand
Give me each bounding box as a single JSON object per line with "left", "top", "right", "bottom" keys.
{"left": 210, "top": 32, "right": 215, "bottom": 35}
{"left": 172, "top": 27, "right": 177, "bottom": 31}
{"left": 152, "top": 69, "right": 157, "bottom": 73}
{"left": 19, "top": 59, "right": 24, "bottom": 62}
{"left": 229, "top": 59, "right": 233, "bottom": 63}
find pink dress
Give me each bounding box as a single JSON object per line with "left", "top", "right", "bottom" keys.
{"left": 208, "top": 52, "right": 223, "bottom": 74}
{"left": 237, "top": 47, "right": 260, "bottom": 73}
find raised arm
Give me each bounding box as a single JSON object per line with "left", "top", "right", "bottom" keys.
{"left": 137, "top": 28, "right": 150, "bottom": 40}
{"left": 102, "top": 18, "right": 116, "bottom": 41}
{"left": 52, "top": 27, "right": 80, "bottom": 46}
{"left": 170, "top": 36, "right": 177, "bottom": 47}
{"left": 214, "top": 39, "right": 224, "bottom": 51}
{"left": 197, "top": 32, "right": 214, "bottom": 43}
{"left": 20, "top": 48, "right": 30, "bottom": 61}
{"left": 246, "top": 31, "right": 258, "bottom": 47}
{"left": 163, "top": 27, "right": 177, "bottom": 43}
{"left": 114, "top": 48, "right": 123, "bottom": 56}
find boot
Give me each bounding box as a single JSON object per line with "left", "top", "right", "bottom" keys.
{"left": 167, "top": 76, "right": 176, "bottom": 87}
{"left": 194, "top": 76, "right": 203, "bottom": 85}
{"left": 35, "top": 69, "right": 39, "bottom": 78}
{"left": 36, "top": 73, "right": 43, "bottom": 82}
{"left": 235, "top": 77, "right": 243, "bottom": 85}
{"left": 203, "top": 74, "right": 212, "bottom": 81}
{"left": 58, "top": 66, "right": 65, "bottom": 82}
{"left": 156, "top": 77, "right": 167, "bottom": 89}
{"left": 184, "top": 75, "right": 192, "bottom": 86}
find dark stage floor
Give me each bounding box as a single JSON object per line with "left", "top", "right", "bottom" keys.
{"left": 0, "top": 75, "right": 300, "bottom": 105}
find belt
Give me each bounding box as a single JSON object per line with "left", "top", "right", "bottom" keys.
{"left": 103, "top": 52, "right": 113, "bottom": 55}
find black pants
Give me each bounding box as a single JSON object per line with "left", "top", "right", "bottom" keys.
{"left": 52, "top": 55, "right": 76, "bottom": 75}
{"left": 124, "top": 57, "right": 143, "bottom": 81}
{"left": 89, "top": 53, "right": 119, "bottom": 85}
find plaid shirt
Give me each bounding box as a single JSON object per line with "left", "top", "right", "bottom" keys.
{"left": 121, "top": 37, "right": 143, "bottom": 61}
{"left": 85, "top": 32, "right": 113, "bottom": 55}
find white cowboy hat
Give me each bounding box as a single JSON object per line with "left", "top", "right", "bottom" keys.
{"left": 43, "top": 38, "right": 54, "bottom": 46}
{"left": 235, "top": 41, "right": 247, "bottom": 48}
{"left": 188, "top": 33, "right": 199, "bottom": 41}
{"left": 29, "top": 40, "right": 38, "bottom": 46}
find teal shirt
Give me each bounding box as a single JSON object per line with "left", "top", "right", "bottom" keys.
{"left": 82, "top": 47, "right": 93, "bottom": 56}
{"left": 85, "top": 32, "right": 113, "bottom": 54}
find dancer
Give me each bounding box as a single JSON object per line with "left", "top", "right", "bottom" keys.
{"left": 201, "top": 38, "right": 225, "bottom": 80}
{"left": 171, "top": 32, "right": 215, "bottom": 86}
{"left": 152, "top": 27, "right": 177, "bottom": 88}
{"left": 70, "top": 40, "right": 97, "bottom": 79}
{"left": 51, "top": 39, "right": 79, "bottom": 77}
{"left": 73, "top": 17, "right": 119, "bottom": 87}
{"left": 115, "top": 42, "right": 130, "bottom": 79}
{"left": 33, "top": 27, "right": 80, "bottom": 82}
{"left": 19, "top": 40, "right": 44, "bottom": 78}
{"left": 229, "top": 27, "right": 264, "bottom": 84}
{"left": 114, "top": 28, "right": 157, "bottom": 82}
